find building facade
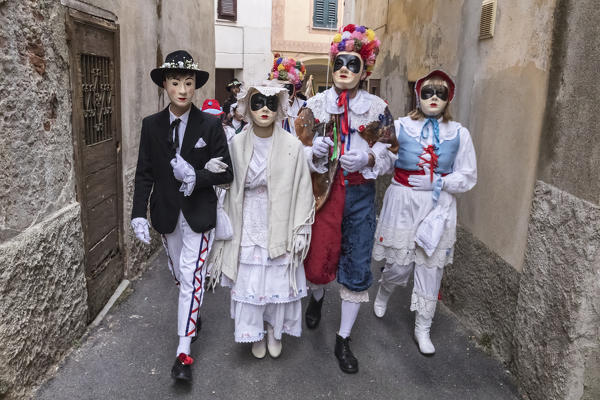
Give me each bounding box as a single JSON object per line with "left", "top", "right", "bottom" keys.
{"left": 270, "top": 0, "right": 347, "bottom": 95}
{"left": 214, "top": 0, "right": 273, "bottom": 105}
{"left": 350, "top": 0, "right": 600, "bottom": 399}
{"left": 0, "top": 0, "right": 215, "bottom": 398}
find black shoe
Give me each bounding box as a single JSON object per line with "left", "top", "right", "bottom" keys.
{"left": 334, "top": 334, "right": 358, "bottom": 374}
{"left": 171, "top": 354, "right": 193, "bottom": 381}
{"left": 191, "top": 315, "right": 201, "bottom": 343}
{"left": 305, "top": 294, "right": 324, "bottom": 329}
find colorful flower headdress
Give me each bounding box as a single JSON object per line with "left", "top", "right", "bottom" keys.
{"left": 269, "top": 54, "right": 306, "bottom": 90}
{"left": 330, "top": 24, "right": 380, "bottom": 76}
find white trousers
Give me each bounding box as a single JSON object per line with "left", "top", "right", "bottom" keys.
{"left": 380, "top": 262, "right": 443, "bottom": 320}
{"left": 161, "top": 212, "right": 213, "bottom": 338}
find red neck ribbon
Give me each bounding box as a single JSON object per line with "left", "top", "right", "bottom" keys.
{"left": 337, "top": 90, "right": 350, "bottom": 137}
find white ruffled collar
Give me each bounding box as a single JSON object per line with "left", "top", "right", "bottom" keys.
{"left": 396, "top": 116, "right": 462, "bottom": 142}
{"left": 324, "top": 87, "right": 372, "bottom": 115}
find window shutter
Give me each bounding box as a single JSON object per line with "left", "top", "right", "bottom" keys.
{"left": 313, "top": 0, "right": 326, "bottom": 28}
{"left": 218, "top": 0, "right": 237, "bottom": 21}
{"left": 326, "top": 0, "right": 337, "bottom": 27}
{"left": 313, "top": 0, "right": 337, "bottom": 28}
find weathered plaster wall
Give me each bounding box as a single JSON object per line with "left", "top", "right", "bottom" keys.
{"left": 0, "top": 204, "right": 87, "bottom": 399}
{"left": 515, "top": 181, "right": 600, "bottom": 400}
{"left": 0, "top": 0, "right": 76, "bottom": 242}
{"left": 0, "top": 1, "right": 216, "bottom": 398}
{"left": 441, "top": 227, "right": 521, "bottom": 364}
{"left": 537, "top": 0, "right": 600, "bottom": 206}
{"left": 356, "top": 0, "right": 557, "bottom": 271}
{"left": 455, "top": 0, "right": 557, "bottom": 271}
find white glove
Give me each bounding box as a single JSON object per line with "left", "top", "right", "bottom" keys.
{"left": 170, "top": 153, "right": 195, "bottom": 182}
{"left": 204, "top": 156, "right": 228, "bottom": 173}
{"left": 408, "top": 165, "right": 435, "bottom": 191}
{"left": 312, "top": 137, "right": 334, "bottom": 159}
{"left": 131, "top": 217, "right": 150, "bottom": 244}
{"left": 294, "top": 235, "right": 307, "bottom": 253}
{"left": 339, "top": 150, "right": 370, "bottom": 173}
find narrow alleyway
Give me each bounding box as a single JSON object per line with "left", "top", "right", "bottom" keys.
{"left": 35, "top": 252, "right": 519, "bottom": 400}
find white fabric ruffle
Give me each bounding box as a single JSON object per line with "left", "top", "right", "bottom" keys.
{"left": 373, "top": 182, "right": 456, "bottom": 269}
{"left": 229, "top": 300, "right": 303, "bottom": 343}
{"left": 410, "top": 289, "right": 438, "bottom": 320}
{"left": 339, "top": 286, "right": 369, "bottom": 303}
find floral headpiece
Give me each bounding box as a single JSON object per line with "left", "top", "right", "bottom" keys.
{"left": 268, "top": 54, "right": 306, "bottom": 90}
{"left": 329, "top": 24, "right": 380, "bottom": 76}
{"left": 159, "top": 59, "right": 199, "bottom": 70}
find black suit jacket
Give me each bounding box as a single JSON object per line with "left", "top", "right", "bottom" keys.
{"left": 132, "top": 104, "right": 233, "bottom": 234}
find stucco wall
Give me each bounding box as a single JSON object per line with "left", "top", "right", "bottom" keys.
{"left": 514, "top": 181, "right": 600, "bottom": 400}
{"left": 0, "top": 0, "right": 76, "bottom": 242}
{"left": 357, "top": 0, "right": 557, "bottom": 271}
{"left": 0, "top": 204, "right": 87, "bottom": 399}
{"left": 537, "top": 0, "right": 600, "bottom": 206}
{"left": 0, "top": 1, "right": 216, "bottom": 398}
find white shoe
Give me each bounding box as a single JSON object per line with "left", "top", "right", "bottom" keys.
{"left": 251, "top": 337, "right": 267, "bottom": 359}
{"left": 373, "top": 285, "right": 393, "bottom": 318}
{"left": 266, "top": 324, "right": 282, "bottom": 358}
{"left": 414, "top": 313, "right": 435, "bottom": 355}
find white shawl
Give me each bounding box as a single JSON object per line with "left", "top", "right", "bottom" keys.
{"left": 209, "top": 124, "right": 315, "bottom": 293}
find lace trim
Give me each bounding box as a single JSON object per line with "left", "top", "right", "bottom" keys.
{"left": 231, "top": 287, "right": 307, "bottom": 306}
{"left": 339, "top": 286, "right": 369, "bottom": 303}
{"left": 410, "top": 290, "right": 438, "bottom": 319}
{"left": 306, "top": 90, "right": 389, "bottom": 133}
{"left": 372, "top": 244, "right": 454, "bottom": 269}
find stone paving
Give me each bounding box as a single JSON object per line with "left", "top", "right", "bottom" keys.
{"left": 35, "top": 252, "right": 519, "bottom": 400}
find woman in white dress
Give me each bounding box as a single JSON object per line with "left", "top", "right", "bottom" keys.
{"left": 371, "top": 70, "right": 477, "bottom": 355}
{"left": 209, "top": 83, "right": 314, "bottom": 359}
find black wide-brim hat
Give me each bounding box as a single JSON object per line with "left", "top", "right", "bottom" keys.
{"left": 150, "top": 50, "right": 209, "bottom": 89}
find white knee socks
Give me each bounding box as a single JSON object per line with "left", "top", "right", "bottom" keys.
{"left": 176, "top": 336, "right": 192, "bottom": 356}
{"left": 338, "top": 300, "right": 360, "bottom": 338}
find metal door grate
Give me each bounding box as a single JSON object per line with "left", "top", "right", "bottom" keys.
{"left": 81, "top": 54, "right": 113, "bottom": 145}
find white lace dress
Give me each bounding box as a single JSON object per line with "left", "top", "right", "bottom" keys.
{"left": 222, "top": 133, "right": 308, "bottom": 343}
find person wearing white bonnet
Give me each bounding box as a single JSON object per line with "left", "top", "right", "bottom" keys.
{"left": 371, "top": 69, "right": 477, "bottom": 356}
{"left": 209, "top": 82, "right": 315, "bottom": 359}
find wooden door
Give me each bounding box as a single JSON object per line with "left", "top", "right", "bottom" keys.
{"left": 66, "top": 10, "right": 124, "bottom": 321}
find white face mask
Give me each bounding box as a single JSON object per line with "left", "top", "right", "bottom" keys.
{"left": 332, "top": 51, "right": 367, "bottom": 91}
{"left": 164, "top": 75, "right": 195, "bottom": 112}
{"left": 249, "top": 91, "right": 277, "bottom": 127}
{"left": 419, "top": 79, "right": 449, "bottom": 117}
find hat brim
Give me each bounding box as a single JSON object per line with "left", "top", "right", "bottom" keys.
{"left": 202, "top": 109, "right": 224, "bottom": 115}
{"left": 150, "top": 68, "right": 209, "bottom": 89}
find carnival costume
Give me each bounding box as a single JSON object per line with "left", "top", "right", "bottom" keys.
{"left": 372, "top": 70, "right": 477, "bottom": 355}
{"left": 131, "top": 51, "right": 233, "bottom": 381}
{"left": 268, "top": 54, "right": 307, "bottom": 135}
{"left": 210, "top": 84, "right": 314, "bottom": 359}
{"left": 294, "top": 24, "right": 397, "bottom": 373}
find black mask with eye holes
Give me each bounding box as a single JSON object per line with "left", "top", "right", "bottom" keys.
{"left": 420, "top": 85, "right": 449, "bottom": 101}
{"left": 333, "top": 54, "right": 363, "bottom": 74}
{"left": 283, "top": 83, "right": 295, "bottom": 97}
{"left": 250, "top": 93, "right": 279, "bottom": 112}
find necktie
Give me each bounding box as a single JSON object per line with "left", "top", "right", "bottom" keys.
{"left": 170, "top": 118, "right": 181, "bottom": 153}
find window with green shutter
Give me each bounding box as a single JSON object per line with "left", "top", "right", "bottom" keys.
{"left": 313, "top": 0, "right": 337, "bottom": 29}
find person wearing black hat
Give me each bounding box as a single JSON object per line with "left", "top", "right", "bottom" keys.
{"left": 222, "top": 78, "right": 242, "bottom": 116}
{"left": 131, "top": 50, "right": 233, "bottom": 381}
